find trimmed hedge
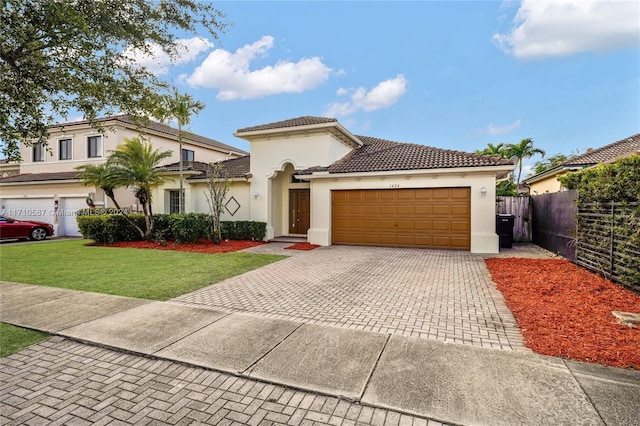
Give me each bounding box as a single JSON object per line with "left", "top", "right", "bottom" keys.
{"left": 558, "top": 156, "right": 640, "bottom": 290}
{"left": 77, "top": 212, "right": 267, "bottom": 244}
{"left": 77, "top": 214, "right": 146, "bottom": 244}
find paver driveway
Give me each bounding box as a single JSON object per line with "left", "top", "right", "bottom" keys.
{"left": 174, "top": 245, "right": 546, "bottom": 351}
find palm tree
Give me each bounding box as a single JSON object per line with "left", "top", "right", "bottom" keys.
{"left": 75, "top": 162, "right": 146, "bottom": 237}
{"left": 108, "top": 137, "right": 173, "bottom": 240}
{"left": 475, "top": 143, "right": 507, "bottom": 157}
{"left": 506, "top": 138, "right": 546, "bottom": 187}
{"left": 154, "top": 87, "right": 206, "bottom": 214}
{"left": 75, "top": 163, "right": 122, "bottom": 210}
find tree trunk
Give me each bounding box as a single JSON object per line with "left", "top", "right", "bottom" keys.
{"left": 105, "top": 189, "right": 145, "bottom": 238}
{"left": 142, "top": 202, "right": 152, "bottom": 240}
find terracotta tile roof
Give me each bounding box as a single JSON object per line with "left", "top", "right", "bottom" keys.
{"left": 160, "top": 161, "right": 212, "bottom": 174}
{"left": 523, "top": 132, "right": 640, "bottom": 183}
{"left": 54, "top": 114, "right": 247, "bottom": 155}
{"left": 0, "top": 171, "right": 80, "bottom": 183}
{"left": 563, "top": 133, "right": 640, "bottom": 166}
{"left": 298, "top": 135, "right": 515, "bottom": 175}
{"left": 236, "top": 116, "right": 338, "bottom": 133}
{"left": 212, "top": 156, "right": 250, "bottom": 178}
{"left": 162, "top": 156, "right": 251, "bottom": 180}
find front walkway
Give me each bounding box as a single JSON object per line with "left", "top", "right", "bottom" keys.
{"left": 173, "top": 244, "right": 551, "bottom": 351}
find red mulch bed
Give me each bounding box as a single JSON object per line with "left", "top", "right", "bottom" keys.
{"left": 284, "top": 242, "right": 320, "bottom": 251}
{"left": 485, "top": 258, "right": 640, "bottom": 369}
{"left": 90, "top": 238, "right": 267, "bottom": 253}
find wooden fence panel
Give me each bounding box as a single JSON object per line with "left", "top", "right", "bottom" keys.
{"left": 496, "top": 196, "right": 531, "bottom": 242}
{"left": 576, "top": 201, "right": 639, "bottom": 293}
{"left": 531, "top": 190, "right": 577, "bottom": 261}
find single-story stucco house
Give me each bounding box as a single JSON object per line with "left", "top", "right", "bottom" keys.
{"left": 152, "top": 116, "right": 517, "bottom": 253}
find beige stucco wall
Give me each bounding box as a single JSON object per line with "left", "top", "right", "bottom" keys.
{"left": 527, "top": 171, "right": 569, "bottom": 195}
{"left": 189, "top": 181, "right": 251, "bottom": 221}
{"left": 117, "top": 127, "right": 233, "bottom": 165}
{"left": 21, "top": 126, "right": 116, "bottom": 173}
{"left": 0, "top": 163, "right": 20, "bottom": 179}
{"left": 305, "top": 170, "right": 500, "bottom": 253}
{"left": 19, "top": 122, "right": 238, "bottom": 175}
{"left": 1, "top": 181, "right": 99, "bottom": 201}
{"left": 151, "top": 177, "right": 251, "bottom": 221}
{"left": 247, "top": 131, "right": 353, "bottom": 238}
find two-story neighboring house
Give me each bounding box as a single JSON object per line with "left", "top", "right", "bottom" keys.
{"left": 0, "top": 115, "right": 246, "bottom": 237}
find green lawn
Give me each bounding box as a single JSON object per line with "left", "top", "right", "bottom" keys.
{"left": 0, "top": 239, "right": 286, "bottom": 300}
{"left": 0, "top": 323, "right": 48, "bottom": 357}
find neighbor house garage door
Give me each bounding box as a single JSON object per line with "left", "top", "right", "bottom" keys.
{"left": 59, "top": 197, "right": 87, "bottom": 237}
{"left": 0, "top": 197, "right": 55, "bottom": 226}
{"left": 331, "top": 188, "right": 470, "bottom": 249}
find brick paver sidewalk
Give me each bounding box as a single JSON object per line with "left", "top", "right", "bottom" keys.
{"left": 174, "top": 245, "right": 547, "bottom": 351}
{"left": 0, "top": 337, "right": 447, "bottom": 426}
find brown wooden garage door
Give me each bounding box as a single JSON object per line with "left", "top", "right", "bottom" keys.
{"left": 331, "top": 188, "right": 470, "bottom": 249}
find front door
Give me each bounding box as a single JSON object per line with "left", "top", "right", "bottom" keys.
{"left": 289, "top": 189, "right": 310, "bottom": 234}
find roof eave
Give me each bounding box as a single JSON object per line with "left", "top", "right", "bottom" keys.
{"left": 234, "top": 121, "right": 362, "bottom": 148}
{"left": 0, "top": 178, "right": 79, "bottom": 186}
{"left": 187, "top": 176, "right": 250, "bottom": 183}
{"left": 157, "top": 170, "right": 203, "bottom": 177}
{"left": 523, "top": 164, "right": 586, "bottom": 184}
{"left": 298, "top": 164, "right": 516, "bottom": 180}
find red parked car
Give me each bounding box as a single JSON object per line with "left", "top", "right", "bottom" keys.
{"left": 0, "top": 215, "right": 54, "bottom": 241}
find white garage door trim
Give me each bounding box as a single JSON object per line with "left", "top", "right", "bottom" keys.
{"left": 59, "top": 196, "right": 89, "bottom": 237}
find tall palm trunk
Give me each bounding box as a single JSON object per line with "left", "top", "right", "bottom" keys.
{"left": 179, "top": 122, "right": 184, "bottom": 214}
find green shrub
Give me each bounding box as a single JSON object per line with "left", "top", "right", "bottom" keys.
{"left": 77, "top": 207, "right": 132, "bottom": 216}
{"left": 171, "top": 213, "right": 211, "bottom": 243}
{"left": 250, "top": 221, "right": 267, "bottom": 240}
{"left": 559, "top": 156, "right": 640, "bottom": 203}
{"left": 559, "top": 156, "right": 640, "bottom": 288}
{"left": 77, "top": 214, "right": 145, "bottom": 244}
{"left": 78, "top": 212, "right": 267, "bottom": 244}
{"left": 222, "top": 221, "right": 266, "bottom": 240}
{"left": 152, "top": 214, "right": 173, "bottom": 242}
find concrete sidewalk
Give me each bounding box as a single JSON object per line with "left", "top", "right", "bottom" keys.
{"left": 1, "top": 281, "right": 639, "bottom": 426}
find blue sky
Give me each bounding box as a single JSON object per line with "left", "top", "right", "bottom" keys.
{"left": 100, "top": 1, "right": 640, "bottom": 175}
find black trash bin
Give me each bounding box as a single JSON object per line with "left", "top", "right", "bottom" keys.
{"left": 496, "top": 214, "right": 515, "bottom": 248}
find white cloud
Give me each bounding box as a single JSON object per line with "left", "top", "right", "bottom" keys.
{"left": 493, "top": 0, "right": 640, "bottom": 59}
{"left": 483, "top": 119, "right": 522, "bottom": 136}
{"left": 324, "top": 75, "right": 408, "bottom": 117}
{"left": 186, "top": 36, "right": 332, "bottom": 100}
{"left": 122, "top": 37, "right": 214, "bottom": 75}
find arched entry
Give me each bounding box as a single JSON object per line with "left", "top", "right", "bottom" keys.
{"left": 269, "top": 162, "right": 310, "bottom": 237}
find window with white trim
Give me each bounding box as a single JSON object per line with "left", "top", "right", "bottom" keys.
{"left": 59, "top": 138, "right": 72, "bottom": 160}
{"left": 181, "top": 149, "right": 194, "bottom": 161}
{"left": 33, "top": 143, "right": 45, "bottom": 162}
{"left": 87, "top": 136, "right": 101, "bottom": 158}
{"left": 169, "top": 190, "right": 181, "bottom": 214}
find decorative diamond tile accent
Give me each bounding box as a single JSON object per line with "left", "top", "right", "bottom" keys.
{"left": 225, "top": 196, "right": 240, "bottom": 216}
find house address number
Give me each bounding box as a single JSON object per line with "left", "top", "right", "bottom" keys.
{"left": 389, "top": 183, "right": 400, "bottom": 188}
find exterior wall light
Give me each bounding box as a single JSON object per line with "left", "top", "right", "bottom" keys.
{"left": 480, "top": 186, "right": 487, "bottom": 196}
{"left": 253, "top": 191, "right": 260, "bottom": 198}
